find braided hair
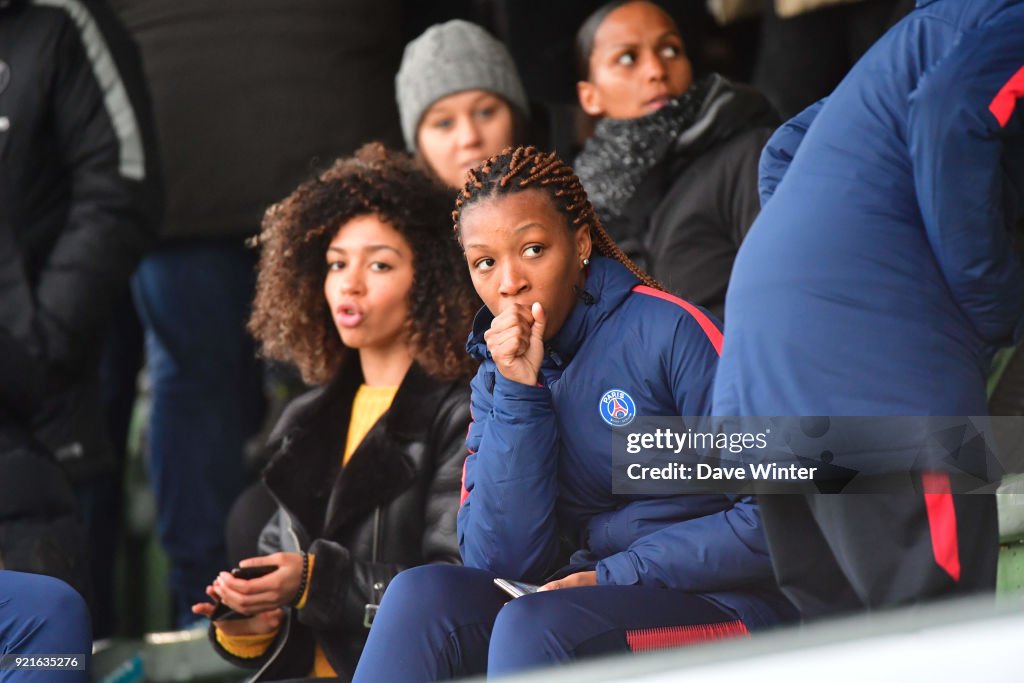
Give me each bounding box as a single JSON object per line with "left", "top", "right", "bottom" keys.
{"left": 452, "top": 145, "right": 663, "bottom": 290}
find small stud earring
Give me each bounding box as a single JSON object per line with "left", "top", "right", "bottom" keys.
{"left": 582, "top": 257, "right": 590, "bottom": 267}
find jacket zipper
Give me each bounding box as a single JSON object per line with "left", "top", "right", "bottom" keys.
{"left": 364, "top": 506, "right": 383, "bottom": 628}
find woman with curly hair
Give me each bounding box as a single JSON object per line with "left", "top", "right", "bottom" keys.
{"left": 191, "top": 143, "right": 478, "bottom": 680}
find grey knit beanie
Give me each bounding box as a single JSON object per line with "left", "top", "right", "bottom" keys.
{"left": 396, "top": 20, "right": 529, "bottom": 151}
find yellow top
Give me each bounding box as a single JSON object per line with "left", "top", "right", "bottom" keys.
{"left": 343, "top": 384, "right": 398, "bottom": 466}
{"left": 215, "top": 628, "right": 277, "bottom": 660}
{"left": 216, "top": 384, "right": 398, "bottom": 677}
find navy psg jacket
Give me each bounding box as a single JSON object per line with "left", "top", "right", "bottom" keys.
{"left": 715, "top": 0, "right": 1024, "bottom": 420}
{"left": 457, "top": 257, "right": 795, "bottom": 628}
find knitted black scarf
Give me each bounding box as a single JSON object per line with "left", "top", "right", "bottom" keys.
{"left": 576, "top": 74, "right": 775, "bottom": 227}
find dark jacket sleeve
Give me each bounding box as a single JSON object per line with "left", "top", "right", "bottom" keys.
{"left": 0, "top": 5, "right": 162, "bottom": 414}
{"left": 298, "top": 386, "right": 471, "bottom": 633}
{"left": 724, "top": 127, "right": 775, "bottom": 246}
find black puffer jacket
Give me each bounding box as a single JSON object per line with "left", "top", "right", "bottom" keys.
{"left": 211, "top": 360, "right": 471, "bottom": 681}
{"left": 112, "top": 0, "right": 402, "bottom": 241}
{"left": 0, "top": 420, "right": 90, "bottom": 602}
{"left": 576, "top": 75, "right": 778, "bottom": 318}
{"left": 641, "top": 126, "right": 774, "bottom": 317}
{"left": 0, "top": 0, "right": 161, "bottom": 478}
{"left": 0, "top": 0, "right": 159, "bottom": 603}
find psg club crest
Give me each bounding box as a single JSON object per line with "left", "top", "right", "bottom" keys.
{"left": 599, "top": 389, "right": 636, "bottom": 427}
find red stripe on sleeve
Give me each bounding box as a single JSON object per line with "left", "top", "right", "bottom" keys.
{"left": 921, "top": 471, "right": 961, "bottom": 582}
{"left": 989, "top": 65, "right": 1024, "bottom": 127}
{"left": 461, "top": 402, "right": 475, "bottom": 507}
{"left": 460, "top": 458, "right": 470, "bottom": 507}
{"left": 632, "top": 285, "right": 723, "bottom": 356}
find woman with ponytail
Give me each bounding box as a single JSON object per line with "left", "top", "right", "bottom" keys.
{"left": 574, "top": 0, "right": 778, "bottom": 318}
{"left": 352, "top": 147, "right": 795, "bottom": 681}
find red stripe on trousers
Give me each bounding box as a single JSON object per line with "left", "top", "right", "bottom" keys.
{"left": 626, "top": 620, "right": 749, "bottom": 652}
{"left": 989, "top": 65, "right": 1024, "bottom": 127}
{"left": 631, "top": 286, "right": 723, "bottom": 356}
{"left": 922, "top": 471, "right": 961, "bottom": 582}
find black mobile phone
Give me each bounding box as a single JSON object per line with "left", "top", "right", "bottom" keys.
{"left": 208, "top": 565, "right": 279, "bottom": 620}
{"left": 210, "top": 601, "right": 249, "bottom": 621}
{"left": 493, "top": 578, "right": 540, "bottom": 599}
{"left": 231, "top": 565, "right": 278, "bottom": 580}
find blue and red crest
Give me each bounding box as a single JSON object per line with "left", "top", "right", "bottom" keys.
{"left": 599, "top": 389, "right": 636, "bottom": 427}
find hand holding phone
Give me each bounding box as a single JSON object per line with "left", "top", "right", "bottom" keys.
{"left": 212, "top": 552, "right": 306, "bottom": 616}
{"left": 493, "top": 578, "right": 540, "bottom": 599}
{"left": 209, "top": 565, "right": 279, "bottom": 620}
{"left": 192, "top": 599, "right": 282, "bottom": 636}
{"left": 231, "top": 565, "right": 278, "bottom": 581}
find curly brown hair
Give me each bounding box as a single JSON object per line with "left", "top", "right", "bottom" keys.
{"left": 249, "top": 143, "right": 479, "bottom": 385}
{"left": 452, "top": 146, "right": 664, "bottom": 290}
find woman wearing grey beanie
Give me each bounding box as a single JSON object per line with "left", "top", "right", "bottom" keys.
{"left": 396, "top": 19, "right": 530, "bottom": 189}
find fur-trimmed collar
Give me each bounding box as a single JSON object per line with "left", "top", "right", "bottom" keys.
{"left": 262, "top": 361, "right": 456, "bottom": 540}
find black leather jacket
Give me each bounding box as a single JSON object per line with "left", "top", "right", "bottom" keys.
{"left": 211, "top": 360, "right": 471, "bottom": 681}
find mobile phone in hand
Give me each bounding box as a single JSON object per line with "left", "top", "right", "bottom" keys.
{"left": 493, "top": 578, "right": 540, "bottom": 599}
{"left": 209, "top": 565, "right": 279, "bottom": 620}
{"left": 210, "top": 601, "right": 250, "bottom": 621}
{"left": 231, "top": 565, "right": 278, "bottom": 580}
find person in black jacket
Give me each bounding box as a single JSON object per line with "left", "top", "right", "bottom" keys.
{"left": 111, "top": 0, "right": 406, "bottom": 626}
{"left": 191, "top": 143, "right": 478, "bottom": 681}
{"left": 0, "top": 0, "right": 161, "bottom": 604}
{"left": 573, "top": 0, "right": 778, "bottom": 318}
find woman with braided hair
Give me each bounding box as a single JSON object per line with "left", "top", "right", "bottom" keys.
{"left": 352, "top": 146, "right": 795, "bottom": 681}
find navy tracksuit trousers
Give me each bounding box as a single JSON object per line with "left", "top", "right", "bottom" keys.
{"left": 759, "top": 481, "right": 999, "bottom": 619}
{"left": 352, "top": 565, "right": 749, "bottom": 681}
